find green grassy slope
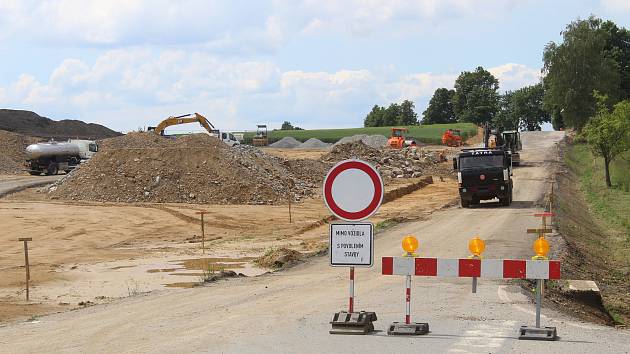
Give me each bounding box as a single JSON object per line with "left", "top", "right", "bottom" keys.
{"left": 240, "top": 123, "right": 477, "bottom": 144}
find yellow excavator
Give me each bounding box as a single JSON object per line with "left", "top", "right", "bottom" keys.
{"left": 148, "top": 113, "right": 216, "bottom": 136}
{"left": 148, "top": 113, "right": 240, "bottom": 146}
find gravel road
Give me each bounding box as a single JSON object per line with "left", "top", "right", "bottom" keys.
{"left": 1, "top": 131, "right": 628, "bottom": 353}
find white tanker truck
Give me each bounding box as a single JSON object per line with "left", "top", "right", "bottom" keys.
{"left": 25, "top": 139, "right": 98, "bottom": 175}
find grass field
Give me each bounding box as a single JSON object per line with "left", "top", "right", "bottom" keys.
{"left": 565, "top": 143, "right": 630, "bottom": 241}
{"left": 240, "top": 123, "right": 477, "bottom": 145}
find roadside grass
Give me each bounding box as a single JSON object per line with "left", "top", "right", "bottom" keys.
{"left": 238, "top": 123, "right": 477, "bottom": 145}
{"left": 565, "top": 144, "right": 630, "bottom": 243}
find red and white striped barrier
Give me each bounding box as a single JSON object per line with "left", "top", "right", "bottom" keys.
{"left": 382, "top": 257, "right": 560, "bottom": 279}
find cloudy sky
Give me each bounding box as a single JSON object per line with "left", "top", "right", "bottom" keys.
{"left": 0, "top": 0, "right": 628, "bottom": 132}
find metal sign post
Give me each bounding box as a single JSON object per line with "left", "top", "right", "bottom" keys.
{"left": 324, "top": 159, "right": 382, "bottom": 335}
{"left": 19, "top": 237, "right": 32, "bottom": 301}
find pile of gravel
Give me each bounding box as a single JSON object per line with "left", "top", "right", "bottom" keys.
{"left": 50, "top": 132, "right": 329, "bottom": 204}
{"left": 333, "top": 134, "right": 387, "bottom": 148}
{"left": 270, "top": 137, "right": 302, "bottom": 148}
{"left": 298, "top": 138, "right": 331, "bottom": 149}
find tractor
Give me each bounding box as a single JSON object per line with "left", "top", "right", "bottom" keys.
{"left": 441, "top": 129, "right": 463, "bottom": 147}
{"left": 387, "top": 128, "right": 416, "bottom": 149}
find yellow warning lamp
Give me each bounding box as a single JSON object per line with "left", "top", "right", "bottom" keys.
{"left": 532, "top": 237, "right": 550, "bottom": 260}
{"left": 468, "top": 236, "right": 485, "bottom": 258}
{"left": 402, "top": 235, "right": 419, "bottom": 256}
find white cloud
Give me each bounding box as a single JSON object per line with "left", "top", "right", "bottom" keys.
{"left": 0, "top": 47, "right": 540, "bottom": 131}
{"left": 0, "top": 0, "right": 521, "bottom": 50}
{"left": 489, "top": 63, "right": 541, "bottom": 92}
{"left": 601, "top": 0, "right": 630, "bottom": 12}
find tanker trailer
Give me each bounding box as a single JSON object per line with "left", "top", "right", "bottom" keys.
{"left": 25, "top": 140, "right": 96, "bottom": 175}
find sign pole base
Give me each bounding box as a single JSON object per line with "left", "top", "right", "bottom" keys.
{"left": 518, "top": 326, "right": 557, "bottom": 341}
{"left": 330, "top": 311, "right": 377, "bottom": 335}
{"left": 387, "top": 322, "right": 429, "bottom": 335}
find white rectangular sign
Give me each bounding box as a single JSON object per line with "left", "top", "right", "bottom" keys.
{"left": 329, "top": 222, "right": 374, "bottom": 267}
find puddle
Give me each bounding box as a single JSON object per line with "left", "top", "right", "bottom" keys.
{"left": 177, "top": 257, "right": 255, "bottom": 271}
{"left": 110, "top": 265, "right": 136, "bottom": 270}
{"left": 164, "top": 282, "right": 199, "bottom": 288}
{"left": 147, "top": 268, "right": 179, "bottom": 273}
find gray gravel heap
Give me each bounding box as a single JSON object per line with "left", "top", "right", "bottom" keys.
{"left": 270, "top": 136, "right": 302, "bottom": 148}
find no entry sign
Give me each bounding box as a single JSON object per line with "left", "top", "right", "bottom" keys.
{"left": 323, "top": 159, "right": 384, "bottom": 221}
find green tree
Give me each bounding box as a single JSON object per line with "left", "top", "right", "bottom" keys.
{"left": 601, "top": 20, "right": 630, "bottom": 100}
{"left": 399, "top": 100, "right": 419, "bottom": 125}
{"left": 422, "top": 88, "right": 456, "bottom": 124}
{"left": 582, "top": 95, "right": 630, "bottom": 187}
{"left": 493, "top": 91, "right": 518, "bottom": 130}
{"left": 511, "top": 83, "right": 550, "bottom": 131}
{"left": 364, "top": 105, "right": 385, "bottom": 127}
{"left": 452, "top": 66, "right": 500, "bottom": 124}
{"left": 280, "top": 121, "right": 294, "bottom": 130}
{"left": 550, "top": 107, "right": 565, "bottom": 131}
{"left": 382, "top": 103, "right": 400, "bottom": 126}
{"left": 543, "top": 16, "right": 622, "bottom": 130}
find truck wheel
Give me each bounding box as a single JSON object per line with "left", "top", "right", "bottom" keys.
{"left": 461, "top": 198, "right": 470, "bottom": 208}
{"left": 513, "top": 162, "right": 520, "bottom": 167}
{"left": 46, "top": 163, "right": 59, "bottom": 175}
{"left": 499, "top": 196, "right": 510, "bottom": 206}
{"left": 29, "top": 171, "right": 41, "bottom": 176}
{"left": 472, "top": 197, "right": 480, "bottom": 205}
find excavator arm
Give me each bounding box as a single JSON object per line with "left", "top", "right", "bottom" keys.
{"left": 151, "top": 113, "right": 216, "bottom": 135}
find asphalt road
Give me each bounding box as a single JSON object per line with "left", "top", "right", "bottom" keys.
{"left": 0, "top": 175, "right": 62, "bottom": 198}
{"left": 1, "top": 132, "right": 628, "bottom": 353}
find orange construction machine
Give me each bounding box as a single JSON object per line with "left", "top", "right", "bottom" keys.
{"left": 388, "top": 128, "right": 416, "bottom": 149}
{"left": 441, "top": 129, "right": 463, "bottom": 147}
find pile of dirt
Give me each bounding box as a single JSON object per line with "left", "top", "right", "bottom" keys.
{"left": 270, "top": 137, "right": 302, "bottom": 148}
{"left": 254, "top": 248, "right": 303, "bottom": 269}
{"left": 49, "top": 133, "right": 328, "bottom": 204}
{"left": 333, "top": 134, "right": 387, "bottom": 148}
{"left": 321, "top": 141, "right": 450, "bottom": 178}
{"left": 298, "top": 138, "right": 331, "bottom": 149}
{"left": 0, "top": 130, "right": 39, "bottom": 174}
{"left": 0, "top": 109, "right": 120, "bottom": 140}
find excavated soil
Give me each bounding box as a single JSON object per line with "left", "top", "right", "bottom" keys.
{"left": 50, "top": 133, "right": 328, "bottom": 204}
{"left": 0, "top": 130, "right": 39, "bottom": 174}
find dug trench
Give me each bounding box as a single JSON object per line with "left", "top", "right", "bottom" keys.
{"left": 0, "top": 174, "right": 457, "bottom": 323}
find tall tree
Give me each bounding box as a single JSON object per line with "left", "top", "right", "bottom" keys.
{"left": 422, "top": 88, "right": 456, "bottom": 124}
{"left": 452, "top": 66, "right": 500, "bottom": 124}
{"left": 493, "top": 91, "right": 518, "bottom": 130}
{"left": 601, "top": 20, "right": 630, "bottom": 100}
{"left": 382, "top": 103, "right": 401, "bottom": 126}
{"left": 582, "top": 95, "right": 630, "bottom": 187}
{"left": 543, "top": 16, "right": 621, "bottom": 130}
{"left": 399, "top": 100, "right": 419, "bottom": 125}
{"left": 280, "top": 121, "right": 294, "bottom": 130}
{"left": 364, "top": 105, "right": 385, "bottom": 127}
{"left": 511, "top": 83, "right": 550, "bottom": 131}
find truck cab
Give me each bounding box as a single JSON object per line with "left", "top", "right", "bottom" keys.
{"left": 453, "top": 149, "right": 513, "bottom": 207}
{"left": 220, "top": 132, "right": 240, "bottom": 147}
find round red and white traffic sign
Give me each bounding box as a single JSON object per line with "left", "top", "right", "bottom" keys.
{"left": 323, "top": 159, "right": 384, "bottom": 221}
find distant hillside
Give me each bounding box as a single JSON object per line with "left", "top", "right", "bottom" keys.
{"left": 0, "top": 109, "right": 121, "bottom": 140}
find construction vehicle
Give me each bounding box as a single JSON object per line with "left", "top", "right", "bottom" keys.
{"left": 453, "top": 148, "right": 513, "bottom": 207}
{"left": 482, "top": 123, "right": 522, "bottom": 166}
{"left": 25, "top": 139, "right": 98, "bottom": 175}
{"left": 441, "top": 129, "right": 463, "bottom": 147}
{"left": 501, "top": 131, "right": 522, "bottom": 166}
{"left": 252, "top": 125, "right": 268, "bottom": 147}
{"left": 387, "top": 128, "right": 417, "bottom": 149}
{"left": 147, "top": 113, "right": 240, "bottom": 146}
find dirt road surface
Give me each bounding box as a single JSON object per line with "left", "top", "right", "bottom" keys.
{"left": 0, "top": 175, "right": 62, "bottom": 197}
{"left": 1, "top": 131, "right": 628, "bottom": 353}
